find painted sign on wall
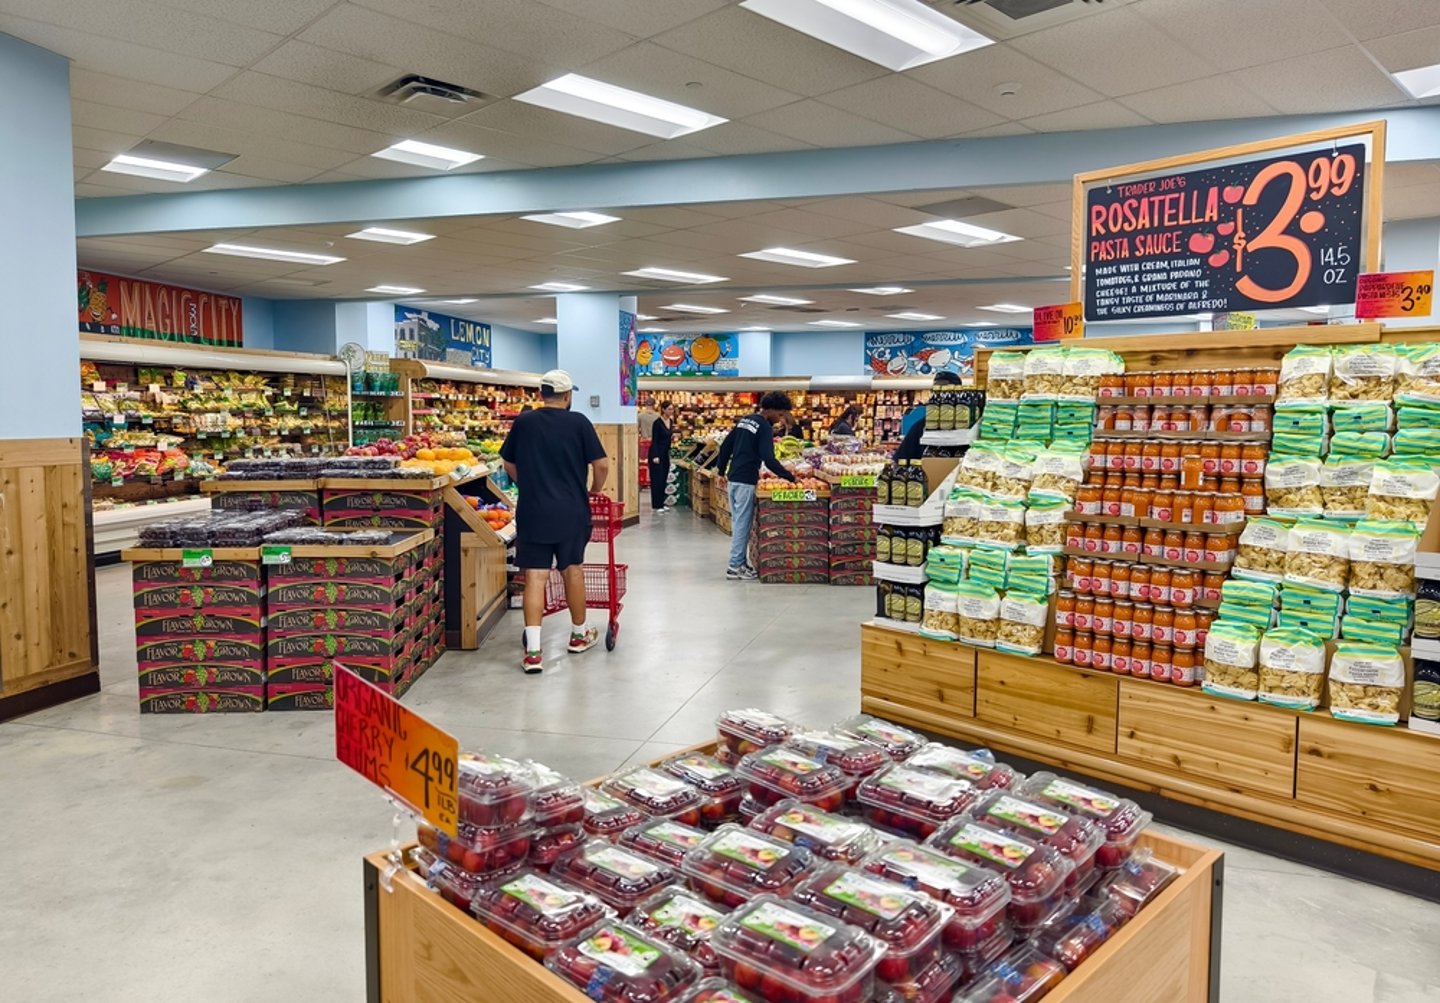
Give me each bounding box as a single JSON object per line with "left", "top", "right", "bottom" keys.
{"left": 1083, "top": 143, "right": 1368, "bottom": 321}
{"left": 637, "top": 332, "right": 739, "bottom": 376}
{"left": 864, "top": 328, "right": 1034, "bottom": 379}
{"left": 619, "top": 310, "right": 638, "bottom": 405}
{"left": 78, "top": 270, "right": 244, "bottom": 347}
{"left": 393, "top": 305, "right": 492, "bottom": 367}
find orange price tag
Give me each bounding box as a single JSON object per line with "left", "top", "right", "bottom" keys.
{"left": 1355, "top": 271, "right": 1434, "bottom": 319}
{"left": 1033, "top": 302, "right": 1084, "bottom": 342}
{"left": 335, "top": 665, "right": 459, "bottom": 836}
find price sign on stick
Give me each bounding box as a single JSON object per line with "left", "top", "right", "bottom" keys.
{"left": 335, "top": 666, "right": 459, "bottom": 836}
{"left": 1032, "top": 303, "right": 1084, "bottom": 342}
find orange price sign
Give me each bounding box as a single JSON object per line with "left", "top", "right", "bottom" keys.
{"left": 335, "top": 665, "right": 459, "bottom": 836}
{"left": 1355, "top": 270, "right": 1434, "bottom": 319}
{"left": 1033, "top": 302, "right": 1084, "bottom": 342}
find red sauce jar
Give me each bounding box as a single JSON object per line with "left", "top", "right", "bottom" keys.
{"left": 1073, "top": 631, "right": 1094, "bottom": 669}
{"left": 1111, "top": 637, "right": 1132, "bottom": 676}
{"left": 1173, "top": 609, "right": 1199, "bottom": 650}
{"left": 1131, "top": 603, "right": 1154, "bottom": 642}
{"left": 1112, "top": 600, "right": 1134, "bottom": 639}
{"left": 1130, "top": 640, "right": 1153, "bottom": 679}
{"left": 1173, "top": 647, "right": 1199, "bottom": 687}
{"left": 1109, "top": 563, "right": 1132, "bottom": 599}
{"left": 1093, "top": 597, "right": 1115, "bottom": 636}
{"left": 1055, "top": 590, "right": 1076, "bottom": 628}
{"left": 1151, "top": 644, "right": 1173, "bottom": 683}
{"left": 1054, "top": 626, "right": 1075, "bottom": 664}
{"left": 1152, "top": 607, "right": 1175, "bottom": 645}
{"left": 1130, "top": 566, "right": 1152, "bottom": 603}
{"left": 1171, "top": 569, "right": 1198, "bottom": 609}
{"left": 1091, "top": 634, "right": 1112, "bottom": 672}
{"left": 1074, "top": 595, "right": 1095, "bottom": 632}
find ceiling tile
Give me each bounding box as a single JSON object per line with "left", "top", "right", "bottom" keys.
{"left": 799, "top": 197, "right": 939, "bottom": 229}
{"left": 68, "top": 68, "right": 204, "bottom": 117}
{"left": 653, "top": 6, "right": 889, "bottom": 98}
{"left": 72, "top": 124, "right": 147, "bottom": 157}
{"left": 0, "top": 0, "right": 283, "bottom": 65}
{"left": 969, "top": 183, "right": 1074, "bottom": 208}
{"left": 69, "top": 99, "right": 171, "bottom": 138}
{"left": 1118, "top": 74, "right": 1277, "bottom": 124}
{"left": 535, "top": 0, "right": 732, "bottom": 39}
{"left": 958, "top": 122, "right": 1035, "bottom": 138}
{"left": 155, "top": 0, "right": 342, "bottom": 36}
{"left": 458, "top": 101, "right": 654, "bottom": 156}
{"left": 911, "top": 45, "right": 1103, "bottom": 119}
{"left": 176, "top": 96, "right": 395, "bottom": 155}
{"left": 212, "top": 71, "right": 454, "bottom": 135}
{"left": 616, "top": 141, "right": 719, "bottom": 163}
{"left": 147, "top": 118, "right": 360, "bottom": 170}
{"left": 577, "top": 41, "right": 801, "bottom": 120}
{"left": 1318, "top": 0, "right": 1440, "bottom": 41}
{"left": 216, "top": 155, "right": 332, "bottom": 184}
{"left": 1364, "top": 24, "right": 1440, "bottom": 72}
{"left": 1021, "top": 101, "right": 1152, "bottom": 132}
{"left": 743, "top": 100, "right": 918, "bottom": 147}
{"left": 0, "top": 15, "right": 238, "bottom": 91}
{"left": 1135, "top": 0, "right": 1351, "bottom": 72}
{"left": 1240, "top": 45, "right": 1409, "bottom": 113}
{"left": 1010, "top": 6, "right": 1220, "bottom": 97}
{"left": 410, "top": 121, "right": 600, "bottom": 168}
{"left": 817, "top": 76, "right": 1004, "bottom": 140}
{"left": 739, "top": 208, "right": 878, "bottom": 240}
{"left": 248, "top": 40, "right": 407, "bottom": 96}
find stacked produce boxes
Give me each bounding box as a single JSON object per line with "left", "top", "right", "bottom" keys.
{"left": 828, "top": 484, "right": 876, "bottom": 585}
{"left": 755, "top": 490, "right": 831, "bottom": 584}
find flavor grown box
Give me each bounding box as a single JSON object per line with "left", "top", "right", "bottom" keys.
{"left": 139, "top": 687, "right": 265, "bottom": 714}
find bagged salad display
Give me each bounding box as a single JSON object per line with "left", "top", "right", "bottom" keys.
{"left": 920, "top": 583, "right": 961, "bottom": 642}
{"left": 1319, "top": 457, "right": 1375, "bottom": 519}
{"left": 954, "top": 583, "right": 1001, "bottom": 647}
{"left": 1256, "top": 626, "right": 1327, "bottom": 710}
{"left": 1329, "top": 344, "right": 1397, "bottom": 402}
{"left": 1201, "top": 621, "right": 1261, "bottom": 700}
{"left": 1283, "top": 520, "right": 1350, "bottom": 593}
{"left": 1346, "top": 520, "right": 1419, "bottom": 599}
{"left": 1233, "top": 518, "right": 1289, "bottom": 581}
{"left": 1276, "top": 345, "right": 1331, "bottom": 404}
{"left": 1328, "top": 642, "right": 1405, "bottom": 726}
{"left": 1265, "top": 457, "right": 1323, "bottom": 517}
{"left": 1366, "top": 458, "right": 1440, "bottom": 526}
{"left": 987, "top": 351, "right": 1027, "bottom": 401}
{"left": 996, "top": 592, "right": 1048, "bottom": 656}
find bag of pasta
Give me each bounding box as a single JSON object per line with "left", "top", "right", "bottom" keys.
{"left": 1257, "top": 626, "right": 1327, "bottom": 711}
{"left": 995, "top": 590, "right": 1048, "bottom": 656}
{"left": 1029, "top": 444, "right": 1086, "bottom": 503}
{"left": 1201, "top": 621, "right": 1261, "bottom": 701}
{"left": 1024, "top": 497, "right": 1068, "bottom": 554}
{"left": 1347, "top": 519, "right": 1418, "bottom": 599}
{"left": 1391, "top": 427, "right": 1440, "bottom": 457}
{"left": 992, "top": 446, "right": 1036, "bottom": 500}
{"left": 954, "top": 582, "right": 1001, "bottom": 647}
{"left": 1277, "top": 345, "right": 1332, "bottom": 404}
{"left": 1395, "top": 343, "right": 1440, "bottom": 405}
{"left": 1283, "top": 519, "right": 1350, "bottom": 593}
{"left": 1329, "top": 344, "right": 1397, "bottom": 402}
{"left": 976, "top": 498, "right": 1026, "bottom": 550}
{"left": 957, "top": 443, "right": 1003, "bottom": 492}
{"left": 1331, "top": 403, "right": 1394, "bottom": 434}
{"left": 1365, "top": 458, "right": 1439, "bottom": 526}
{"left": 919, "top": 582, "right": 961, "bottom": 642}
{"left": 987, "top": 351, "right": 1027, "bottom": 401}
{"left": 1328, "top": 641, "right": 1404, "bottom": 726}
{"left": 1265, "top": 456, "right": 1323, "bottom": 517}
{"left": 1319, "top": 457, "right": 1374, "bottom": 519}
{"left": 1233, "top": 518, "right": 1289, "bottom": 581}
{"left": 1022, "top": 347, "right": 1067, "bottom": 400}
{"left": 942, "top": 489, "right": 983, "bottom": 545}
{"left": 1059, "top": 347, "right": 1122, "bottom": 401}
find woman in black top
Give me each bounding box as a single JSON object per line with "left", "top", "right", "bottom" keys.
{"left": 648, "top": 402, "right": 676, "bottom": 512}
{"left": 830, "top": 405, "right": 861, "bottom": 438}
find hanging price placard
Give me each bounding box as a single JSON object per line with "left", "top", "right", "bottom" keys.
{"left": 1355, "top": 270, "right": 1434, "bottom": 319}
{"left": 839, "top": 475, "right": 877, "bottom": 489}
{"left": 260, "top": 545, "right": 292, "bottom": 566}
{"left": 1032, "top": 302, "right": 1084, "bottom": 342}
{"left": 181, "top": 549, "right": 213, "bottom": 568}
{"left": 769, "top": 488, "right": 817, "bottom": 502}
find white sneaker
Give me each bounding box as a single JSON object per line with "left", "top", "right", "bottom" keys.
{"left": 655, "top": 506, "right": 669, "bottom": 514}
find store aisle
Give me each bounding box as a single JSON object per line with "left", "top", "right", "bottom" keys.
{"left": 0, "top": 513, "right": 1436, "bottom": 1002}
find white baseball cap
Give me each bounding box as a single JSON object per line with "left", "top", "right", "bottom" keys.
{"left": 540, "top": 369, "right": 578, "bottom": 393}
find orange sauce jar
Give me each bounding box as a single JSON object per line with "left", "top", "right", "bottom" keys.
{"left": 1241, "top": 445, "right": 1267, "bottom": 478}
{"left": 1162, "top": 530, "right": 1185, "bottom": 561}
{"left": 1140, "top": 441, "right": 1162, "bottom": 473}
{"left": 1151, "top": 372, "right": 1174, "bottom": 398}
{"left": 1066, "top": 521, "right": 1085, "bottom": 550}
{"left": 1054, "top": 626, "right": 1075, "bottom": 664}
{"left": 1180, "top": 453, "right": 1206, "bottom": 490}
{"left": 1122, "top": 525, "right": 1144, "bottom": 557}
{"left": 1172, "top": 491, "right": 1194, "bottom": 524}
{"left": 1056, "top": 590, "right": 1076, "bottom": 627}
{"left": 1112, "top": 599, "right": 1134, "bottom": 638}
{"left": 1183, "top": 532, "right": 1205, "bottom": 564}
{"left": 1111, "top": 637, "right": 1132, "bottom": 675}
{"left": 1172, "top": 647, "right": 1198, "bottom": 686}
{"left": 1196, "top": 609, "right": 1217, "bottom": 648}
{"left": 1123, "top": 441, "right": 1143, "bottom": 471}
{"left": 1200, "top": 442, "right": 1222, "bottom": 477}
{"left": 1242, "top": 480, "right": 1266, "bottom": 515}
{"left": 1151, "top": 404, "right": 1172, "bottom": 431}
{"left": 1215, "top": 493, "right": 1245, "bottom": 525}
{"left": 1255, "top": 369, "right": 1279, "bottom": 396}
{"left": 1091, "top": 634, "right": 1113, "bottom": 672}
{"left": 1068, "top": 557, "right": 1093, "bottom": 592}
{"left": 1191, "top": 492, "right": 1215, "bottom": 525}
{"left": 1149, "top": 491, "right": 1174, "bottom": 522}
{"left": 1099, "top": 373, "right": 1124, "bottom": 398}
{"left": 1124, "top": 373, "right": 1146, "bottom": 397}
{"left": 1130, "top": 640, "right": 1153, "bottom": 678}
{"left": 1159, "top": 441, "right": 1182, "bottom": 474}
{"left": 1218, "top": 475, "right": 1242, "bottom": 497}
{"left": 1171, "top": 568, "right": 1198, "bottom": 608}
{"left": 1158, "top": 472, "right": 1180, "bottom": 491}
{"left": 1151, "top": 644, "right": 1173, "bottom": 682}
{"left": 1073, "top": 595, "right": 1095, "bottom": 632}
{"left": 1097, "top": 406, "right": 1117, "bottom": 430}
{"left": 1110, "top": 562, "right": 1132, "bottom": 599}
{"left": 1142, "top": 527, "right": 1164, "bottom": 557}
{"left": 1073, "top": 631, "right": 1094, "bottom": 669}
{"left": 1130, "top": 565, "right": 1152, "bottom": 604}
{"left": 1102, "top": 484, "right": 1124, "bottom": 518}
{"left": 1202, "top": 571, "right": 1227, "bottom": 602}
{"left": 1219, "top": 444, "right": 1242, "bottom": 476}
{"left": 1173, "top": 609, "right": 1199, "bottom": 648}
{"left": 1131, "top": 603, "right": 1154, "bottom": 642}
{"left": 1132, "top": 404, "right": 1152, "bottom": 431}
{"left": 1076, "top": 484, "right": 1102, "bottom": 515}
{"left": 1211, "top": 369, "right": 1234, "bottom": 396}
{"left": 1093, "top": 597, "right": 1115, "bottom": 635}
{"left": 1090, "top": 561, "right": 1112, "bottom": 597}
{"left": 1205, "top": 534, "right": 1239, "bottom": 564}
{"left": 1113, "top": 405, "right": 1134, "bottom": 431}
{"left": 1152, "top": 606, "right": 1175, "bottom": 645}
{"left": 1089, "top": 441, "right": 1108, "bottom": 469}
{"left": 1084, "top": 523, "right": 1104, "bottom": 554}
{"left": 1150, "top": 568, "right": 1173, "bottom": 605}
{"left": 1102, "top": 524, "right": 1124, "bottom": 555}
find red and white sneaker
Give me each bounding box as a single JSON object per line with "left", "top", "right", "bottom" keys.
{"left": 522, "top": 650, "right": 543, "bottom": 675}
{"left": 568, "top": 626, "right": 599, "bottom": 654}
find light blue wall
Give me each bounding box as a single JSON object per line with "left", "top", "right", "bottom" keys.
{"left": 492, "top": 323, "right": 556, "bottom": 374}
{"left": 272, "top": 300, "right": 340, "bottom": 355}
{"left": 557, "top": 293, "right": 632, "bottom": 423}
{"left": 337, "top": 300, "right": 396, "bottom": 353}
{"left": 1, "top": 35, "right": 77, "bottom": 438}
{"left": 738, "top": 331, "right": 773, "bottom": 377}
{"left": 241, "top": 297, "right": 275, "bottom": 349}
{"left": 772, "top": 330, "right": 865, "bottom": 377}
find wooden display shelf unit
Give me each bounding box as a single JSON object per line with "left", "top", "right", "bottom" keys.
{"left": 363, "top": 740, "right": 1224, "bottom": 1003}
{"left": 860, "top": 621, "right": 1440, "bottom": 878}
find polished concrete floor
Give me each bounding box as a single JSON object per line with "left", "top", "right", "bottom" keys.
{"left": 1, "top": 512, "right": 1437, "bottom": 1002}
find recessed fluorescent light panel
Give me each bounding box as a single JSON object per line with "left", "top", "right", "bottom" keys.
{"left": 346, "top": 227, "right": 436, "bottom": 245}
{"left": 522, "top": 211, "right": 622, "bottom": 229}
{"left": 977, "top": 303, "right": 1030, "bottom": 314}
{"left": 638, "top": 327, "right": 668, "bottom": 334}
{"left": 894, "top": 219, "right": 1021, "bottom": 247}
{"left": 101, "top": 153, "right": 208, "bottom": 183}
{"left": 637, "top": 314, "right": 658, "bottom": 321}
{"left": 740, "top": 247, "right": 856, "bottom": 268}
{"left": 623, "top": 267, "right": 728, "bottom": 284}
{"left": 1395, "top": 62, "right": 1440, "bottom": 98}
{"left": 850, "top": 286, "right": 913, "bottom": 296}
{"left": 530, "top": 282, "right": 591, "bottom": 292}
{"left": 809, "top": 319, "right": 862, "bottom": 328}
{"left": 440, "top": 298, "right": 478, "bottom": 305}
{"left": 740, "top": 326, "right": 773, "bottom": 332}
{"left": 202, "top": 244, "right": 346, "bottom": 266}
{"left": 536, "top": 317, "right": 559, "bottom": 324}
{"left": 740, "top": 0, "right": 993, "bottom": 72}
{"left": 741, "top": 294, "right": 815, "bottom": 306}
{"left": 887, "top": 312, "right": 944, "bottom": 321}
{"left": 664, "top": 304, "right": 730, "bottom": 315}
{"left": 373, "top": 139, "right": 484, "bottom": 170}
{"left": 367, "top": 285, "right": 426, "bottom": 296}
{"left": 515, "top": 73, "right": 727, "bottom": 139}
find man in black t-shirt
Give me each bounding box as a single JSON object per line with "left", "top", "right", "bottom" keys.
{"left": 500, "top": 370, "right": 610, "bottom": 674}
{"left": 711, "top": 391, "right": 797, "bottom": 579}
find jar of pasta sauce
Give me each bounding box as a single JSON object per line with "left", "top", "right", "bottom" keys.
{"left": 1173, "top": 609, "right": 1199, "bottom": 650}
{"left": 1130, "top": 641, "right": 1152, "bottom": 678}
{"left": 1152, "top": 607, "right": 1175, "bottom": 646}
{"left": 1131, "top": 603, "right": 1154, "bottom": 642}
{"left": 1150, "top": 568, "right": 1172, "bottom": 605}
{"left": 1093, "top": 597, "right": 1114, "bottom": 636}
{"left": 1074, "top": 595, "right": 1095, "bottom": 632}
{"left": 1091, "top": 634, "right": 1112, "bottom": 672}
{"left": 1055, "top": 590, "right": 1076, "bottom": 628}
{"left": 1130, "top": 566, "right": 1152, "bottom": 604}
{"left": 1112, "top": 600, "right": 1134, "bottom": 639}
{"left": 1109, "top": 563, "right": 1132, "bottom": 599}
{"left": 1170, "top": 569, "right": 1198, "bottom": 609}
{"left": 1173, "top": 647, "right": 1199, "bottom": 687}
{"left": 1111, "top": 637, "right": 1132, "bottom": 676}
{"left": 1073, "top": 631, "right": 1094, "bottom": 669}
{"left": 1151, "top": 644, "right": 1173, "bottom": 683}
{"left": 1054, "top": 626, "right": 1075, "bottom": 665}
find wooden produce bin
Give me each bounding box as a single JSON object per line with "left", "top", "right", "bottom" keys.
{"left": 201, "top": 478, "right": 322, "bottom": 525}
{"left": 693, "top": 467, "right": 713, "bottom": 519}
{"left": 363, "top": 743, "right": 1224, "bottom": 1003}
{"left": 595, "top": 422, "right": 640, "bottom": 524}
{"left": 441, "top": 476, "right": 510, "bottom": 650}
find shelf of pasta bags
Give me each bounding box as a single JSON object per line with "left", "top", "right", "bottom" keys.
{"left": 872, "top": 561, "right": 928, "bottom": 584}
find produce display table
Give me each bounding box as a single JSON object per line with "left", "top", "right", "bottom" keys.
{"left": 860, "top": 622, "right": 1440, "bottom": 881}
{"left": 201, "top": 478, "right": 323, "bottom": 525}
{"left": 361, "top": 743, "right": 1224, "bottom": 1003}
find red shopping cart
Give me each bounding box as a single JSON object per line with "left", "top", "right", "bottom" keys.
{"left": 540, "top": 493, "right": 628, "bottom": 650}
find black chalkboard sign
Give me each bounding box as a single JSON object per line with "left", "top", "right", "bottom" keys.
{"left": 1084, "top": 143, "right": 1367, "bottom": 321}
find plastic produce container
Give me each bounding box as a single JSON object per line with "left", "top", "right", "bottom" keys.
{"left": 780, "top": 730, "right": 890, "bottom": 800}
{"left": 409, "top": 846, "right": 515, "bottom": 911}
{"left": 468, "top": 867, "right": 614, "bottom": 961}
{"left": 716, "top": 708, "right": 797, "bottom": 760}
{"left": 546, "top": 921, "right": 703, "bottom": 1002}
{"left": 416, "top": 818, "right": 533, "bottom": 877}
{"left": 531, "top": 824, "right": 586, "bottom": 871}
{"left": 619, "top": 818, "right": 709, "bottom": 868}
{"left": 527, "top": 760, "right": 586, "bottom": 828}
{"left": 859, "top": 839, "right": 1013, "bottom": 956}
{"left": 584, "top": 788, "right": 650, "bottom": 839}
{"left": 683, "top": 978, "right": 761, "bottom": 1003}
{"left": 856, "top": 765, "right": 980, "bottom": 839}
{"left": 630, "top": 887, "right": 731, "bottom": 975}
{"left": 871, "top": 951, "right": 966, "bottom": 1003}
{"left": 603, "top": 767, "right": 707, "bottom": 826}
{"left": 457, "top": 751, "right": 535, "bottom": 827}
{"left": 710, "top": 895, "right": 886, "bottom": 1003}
{"left": 954, "top": 944, "right": 1067, "bottom": 1003}
{"left": 832, "top": 714, "right": 925, "bottom": 760}
{"left": 662, "top": 752, "right": 744, "bottom": 827}
{"left": 1016, "top": 772, "right": 1153, "bottom": 871}
{"left": 734, "top": 747, "right": 849, "bottom": 812}
{"left": 738, "top": 795, "right": 764, "bottom": 825}
{"left": 747, "top": 799, "right": 879, "bottom": 865}
{"left": 1032, "top": 896, "right": 1127, "bottom": 971}
{"left": 790, "top": 865, "right": 952, "bottom": 983}
{"left": 965, "top": 792, "right": 1106, "bottom": 893}
{"left": 551, "top": 838, "right": 681, "bottom": 917}
{"left": 1097, "top": 850, "right": 1179, "bottom": 921}
{"left": 905, "top": 743, "right": 1019, "bottom": 791}
{"left": 680, "top": 824, "right": 819, "bottom": 908}
{"left": 927, "top": 820, "right": 1073, "bottom": 933}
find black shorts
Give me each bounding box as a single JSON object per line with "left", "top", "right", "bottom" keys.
{"left": 515, "top": 529, "right": 589, "bottom": 571}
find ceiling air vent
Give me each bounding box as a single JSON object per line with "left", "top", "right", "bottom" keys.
{"left": 379, "top": 75, "right": 485, "bottom": 107}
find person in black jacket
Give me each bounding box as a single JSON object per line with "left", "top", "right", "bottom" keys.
{"left": 648, "top": 402, "right": 676, "bottom": 513}
{"left": 711, "top": 391, "right": 797, "bottom": 580}
{"left": 830, "top": 405, "right": 861, "bottom": 438}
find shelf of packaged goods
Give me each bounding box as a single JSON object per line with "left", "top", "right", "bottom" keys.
{"left": 860, "top": 622, "right": 1440, "bottom": 876}
{"left": 351, "top": 391, "right": 406, "bottom": 398}
{"left": 1092, "top": 430, "right": 1273, "bottom": 443}
{"left": 364, "top": 735, "right": 1223, "bottom": 1003}
{"left": 1062, "top": 546, "right": 1234, "bottom": 574}
{"left": 1067, "top": 512, "right": 1251, "bottom": 534}
{"left": 1097, "top": 395, "right": 1278, "bottom": 406}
